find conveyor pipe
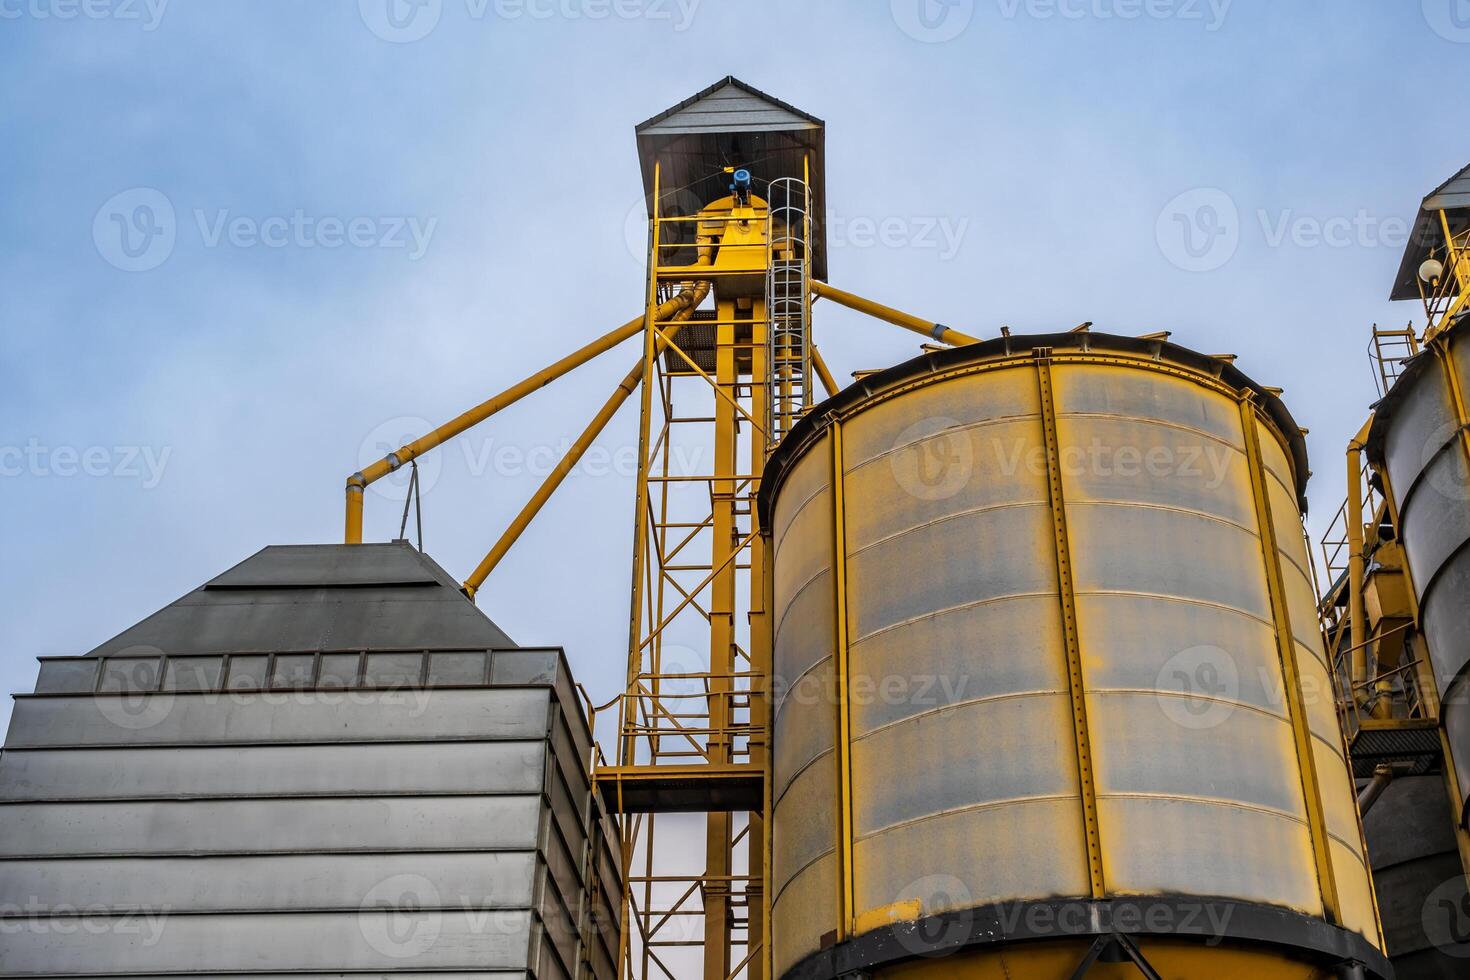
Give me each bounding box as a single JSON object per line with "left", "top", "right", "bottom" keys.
{"left": 345, "top": 289, "right": 707, "bottom": 543}
{"left": 810, "top": 280, "right": 979, "bottom": 347}
{"left": 461, "top": 286, "right": 707, "bottom": 599}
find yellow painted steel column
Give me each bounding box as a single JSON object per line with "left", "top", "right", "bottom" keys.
{"left": 624, "top": 161, "right": 662, "bottom": 766}
{"left": 1034, "top": 352, "right": 1106, "bottom": 899}
{"left": 461, "top": 332, "right": 683, "bottom": 599}
{"left": 810, "top": 345, "right": 839, "bottom": 399}
{"left": 748, "top": 313, "right": 771, "bottom": 980}
{"left": 811, "top": 280, "right": 980, "bottom": 348}
{"left": 830, "top": 421, "right": 856, "bottom": 938}
{"left": 1238, "top": 394, "right": 1341, "bottom": 922}
{"left": 1347, "top": 424, "right": 1369, "bottom": 699}
{"left": 702, "top": 300, "right": 738, "bottom": 980}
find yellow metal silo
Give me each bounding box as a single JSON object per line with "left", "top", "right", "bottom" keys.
{"left": 757, "top": 332, "right": 1388, "bottom": 979}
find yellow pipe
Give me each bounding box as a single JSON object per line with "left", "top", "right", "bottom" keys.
{"left": 810, "top": 280, "right": 980, "bottom": 347}
{"left": 344, "top": 289, "right": 706, "bottom": 543}
{"left": 810, "top": 344, "right": 839, "bottom": 398}
{"left": 462, "top": 285, "right": 709, "bottom": 598}
{"left": 1347, "top": 420, "right": 1369, "bottom": 703}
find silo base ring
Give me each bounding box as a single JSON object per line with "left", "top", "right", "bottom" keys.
{"left": 781, "top": 898, "right": 1390, "bottom": 980}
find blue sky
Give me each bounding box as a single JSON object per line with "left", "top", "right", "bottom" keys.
{"left": 2, "top": 0, "right": 1467, "bottom": 734}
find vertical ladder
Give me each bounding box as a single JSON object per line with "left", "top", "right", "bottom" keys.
{"left": 766, "top": 177, "right": 811, "bottom": 445}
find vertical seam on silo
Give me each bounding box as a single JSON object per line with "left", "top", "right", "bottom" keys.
{"left": 1237, "top": 393, "right": 1341, "bottom": 924}
{"left": 830, "top": 422, "right": 856, "bottom": 939}
{"left": 1034, "top": 352, "right": 1107, "bottom": 899}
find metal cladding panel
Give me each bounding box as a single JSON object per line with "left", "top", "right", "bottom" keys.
{"left": 0, "top": 796, "right": 544, "bottom": 857}
{"left": 0, "top": 910, "right": 535, "bottom": 975}
{"left": 0, "top": 852, "right": 540, "bottom": 912}
{"left": 1, "top": 545, "right": 611, "bottom": 980}
{"left": 1372, "top": 326, "right": 1470, "bottom": 829}
{"left": 1363, "top": 776, "right": 1470, "bottom": 975}
{"left": 762, "top": 337, "right": 1384, "bottom": 975}
{"left": 770, "top": 436, "right": 838, "bottom": 980}
{"left": 4, "top": 687, "right": 552, "bottom": 747}
{"left": 0, "top": 741, "right": 547, "bottom": 800}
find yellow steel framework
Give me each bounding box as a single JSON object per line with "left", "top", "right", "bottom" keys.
{"left": 340, "top": 141, "right": 982, "bottom": 980}
{"left": 1317, "top": 321, "right": 1470, "bottom": 886}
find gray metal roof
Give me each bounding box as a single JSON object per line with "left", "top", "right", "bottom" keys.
{"left": 1391, "top": 161, "right": 1470, "bottom": 300}
{"left": 86, "top": 542, "right": 516, "bottom": 656}
{"left": 635, "top": 76, "right": 827, "bottom": 279}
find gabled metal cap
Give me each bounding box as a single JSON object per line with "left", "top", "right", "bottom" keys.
{"left": 636, "top": 76, "right": 827, "bottom": 279}
{"left": 1390, "top": 161, "right": 1470, "bottom": 300}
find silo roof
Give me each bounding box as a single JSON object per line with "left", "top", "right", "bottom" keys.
{"left": 635, "top": 76, "right": 827, "bottom": 279}
{"left": 85, "top": 541, "right": 516, "bottom": 656}
{"left": 1390, "top": 160, "right": 1470, "bottom": 301}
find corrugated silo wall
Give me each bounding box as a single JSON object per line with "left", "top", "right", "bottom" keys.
{"left": 0, "top": 648, "right": 621, "bottom": 980}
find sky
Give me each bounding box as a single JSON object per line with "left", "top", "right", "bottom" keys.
{"left": 1, "top": 0, "right": 1468, "bottom": 737}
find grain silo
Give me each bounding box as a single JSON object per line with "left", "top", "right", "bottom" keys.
{"left": 0, "top": 543, "right": 621, "bottom": 980}
{"left": 759, "top": 334, "right": 1387, "bottom": 979}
